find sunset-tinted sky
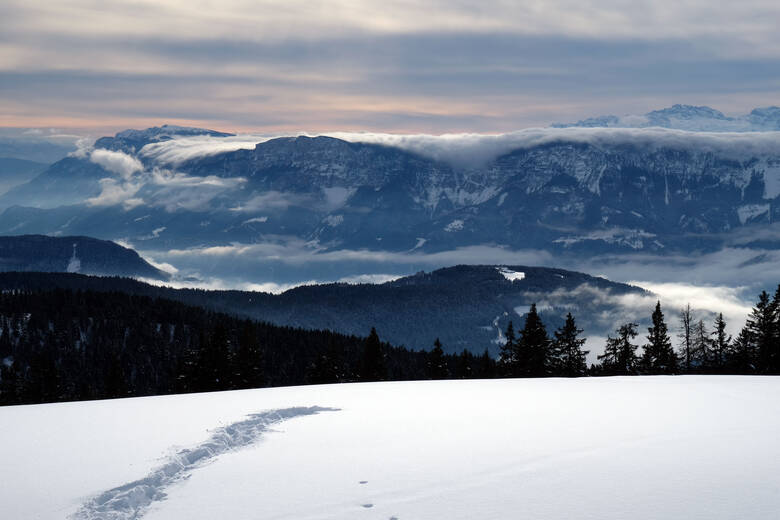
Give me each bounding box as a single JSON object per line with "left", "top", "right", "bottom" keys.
{"left": 3, "top": 0, "right": 780, "bottom": 133}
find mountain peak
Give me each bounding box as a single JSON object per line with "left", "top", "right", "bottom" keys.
{"left": 95, "top": 125, "right": 234, "bottom": 153}
{"left": 646, "top": 104, "right": 729, "bottom": 122}
{"left": 553, "top": 104, "right": 780, "bottom": 131}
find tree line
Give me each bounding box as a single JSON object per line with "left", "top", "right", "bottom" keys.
{"left": 0, "top": 288, "right": 496, "bottom": 405}
{"left": 496, "top": 286, "right": 780, "bottom": 377}
{"left": 1, "top": 283, "right": 779, "bottom": 406}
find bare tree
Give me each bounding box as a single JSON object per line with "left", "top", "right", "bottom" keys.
{"left": 678, "top": 304, "right": 693, "bottom": 372}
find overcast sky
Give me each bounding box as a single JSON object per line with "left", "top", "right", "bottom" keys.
{"left": 2, "top": 0, "right": 780, "bottom": 133}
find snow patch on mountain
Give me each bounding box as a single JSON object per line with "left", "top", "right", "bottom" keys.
{"left": 554, "top": 229, "right": 657, "bottom": 250}
{"left": 444, "top": 220, "right": 464, "bottom": 232}
{"left": 324, "top": 214, "right": 344, "bottom": 227}
{"left": 497, "top": 267, "right": 525, "bottom": 282}
{"left": 66, "top": 243, "right": 80, "bottom": 273}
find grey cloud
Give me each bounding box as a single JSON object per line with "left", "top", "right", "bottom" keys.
{"left": 3, "top": 27, "right": 780, "bottom": 131}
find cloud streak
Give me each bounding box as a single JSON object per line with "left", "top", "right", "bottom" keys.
{"left": 138, "top": 127, "right": 780, "bottom": 169}
{"left": 83, "top": 148, "right": 247, "bottom": 210}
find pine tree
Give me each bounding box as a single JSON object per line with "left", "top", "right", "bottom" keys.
{"left": 517, "top": 304, "right": 551, "bottom": 377}
{"left": 551, "top": 313, "right": 588, "bottom": 377}
{"left": 678, "top": 304, "right": 694, "bottom": 373}
{"left": 359, "top": 327, "right": 386, "bottom": 381}
{"left": 710, "top": 313, "right": 730, "bottom": 372}
{"left": 643, "top": 301, "right": 677, "bottom": 374}
{"left": 426, "top": 338, "right": 449, "bottom": 379}
{"left": 598, "top": 323, "right": 639, "bottom": 375}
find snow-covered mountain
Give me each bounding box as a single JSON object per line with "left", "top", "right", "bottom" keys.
{"left": 0, "top": 123, "right": 779, "bottom": 260}
{"left": 2, "top": 377, "right": 779, "bottom": 520}
{"left": 554, "top": 104, "right": 780, "bottom": 132}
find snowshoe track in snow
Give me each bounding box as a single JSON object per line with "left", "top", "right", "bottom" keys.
{"left": 71, "top": 406, "right": 338, "bottom": 520}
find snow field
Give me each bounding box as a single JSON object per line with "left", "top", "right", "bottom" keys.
{"left": 1, "top": 376, "right": 779, "bottom": 519}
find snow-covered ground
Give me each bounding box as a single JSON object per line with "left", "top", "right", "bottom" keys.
{"left": 2, "top": 377, "right": 779, "bottom": 519}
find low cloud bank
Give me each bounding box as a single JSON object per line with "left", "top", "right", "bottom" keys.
{"left": 139, "top": 127, "right": 780, "bottom": 169}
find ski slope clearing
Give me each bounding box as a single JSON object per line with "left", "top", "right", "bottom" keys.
{"left": 1, "top": 377, "right": 779, "bottom": 519}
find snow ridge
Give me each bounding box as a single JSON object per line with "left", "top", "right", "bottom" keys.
{"left": 71, "top": 406, "right": 337, "bottom": 520}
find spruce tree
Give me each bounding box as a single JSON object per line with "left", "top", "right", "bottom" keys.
{"left": 643, "top": 301, "right": 677, "bottom": 374}
{"left": 746, "top": 291, "right": 776, "bottom": 373}
{"left": 455, "top": 349, "right": 475, "bottom": 379}
{"left": 478, "top": 348, "right": 496, "bottom": 379}
{"left": 710, "top": 313, "right": 730, "bottom": 373}
{"left": 598, "top": 322, "right": 639, "bottom": 375}
{"left": 551, "top": 313, "right": 588, "bottom": 377}
{"left": 426, "top": 338, "right": 448, "bottom": 380}
{"left": 728, "top": 327, "right": 755, "bottom": 374}
{"left": 498, "top": 321, "right": 517, "bottom": 376}
{"left": 517, "top": 304, "right": 551, "bottom": 377}
{"left": 359, "top": 327, "right": 386, "bottom": 381}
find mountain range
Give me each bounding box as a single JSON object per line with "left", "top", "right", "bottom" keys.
{"left": 554, "top": 104, "right": 780, "bottom": 132}
{"left": 0, "top": 119, "right": 778, "bottom": 260}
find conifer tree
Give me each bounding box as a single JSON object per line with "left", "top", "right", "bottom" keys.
{"left": 598, "top": 322, "right": 639, "bottom": 375}
{"left": 498, "top": 321, "right": 517, "bottom": 376}
{"left": 306, "top": 337, "right": 344, "bottom": 385}
{"left": 728, "top": 327, "right": 755, "bottom": 374}
{"left": 426, "top": 338, "right": 448, "bottom": 379}
{"left": 710, "top": 313, "right": 730, "bottom": 372}
{"left": 232, "top": 321, "right": 264, "bottom": 389}
{"left": 517, "top": 304, "right": 551, "bottom": 377}
{"left": 455, "top": 349, "right": 475, "bottom": 379}
{"left": 551, "top": 313, "right": 588, "bottom": 377}
{"left": 746, "top": 291, "right": 777, "bottom": 374}
{"left": 478, "top": 348, "right": 496, "bottom": 379}
{"left": 643, "top": 301, "right": 677, "bottom": 374}
{"left": 359, "top": 327, "right": 386, "bottom": 381}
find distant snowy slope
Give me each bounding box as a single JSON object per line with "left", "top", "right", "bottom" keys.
{"left": 1, "top": 377, "right": 778, "bottom": 520}
{"left": 554, "top": 104, "right": 780, "bottom": 132}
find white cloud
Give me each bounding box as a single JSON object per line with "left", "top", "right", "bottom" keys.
{"left": 89, "top": 149, "right": 143, "bottom": 179}
{"left": 164, "top": 241, "right": 555, "bottom": 267}
{"left": 68, "top": 137, "right": 95, "bottom": 159}
{"left": 336, "top": 273, "right": 404, "bottom": 285}
{"left": 229, "top": 191, "right": 307, "bottom": 212}
{"left": 86, "top": 177, "right": 142, "bottom": 207}
{"left": 138, "top": 127, "right": 780, "bottom": 170}
{"left": 241, "top": 216, "right": 268, "bottom": 225}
